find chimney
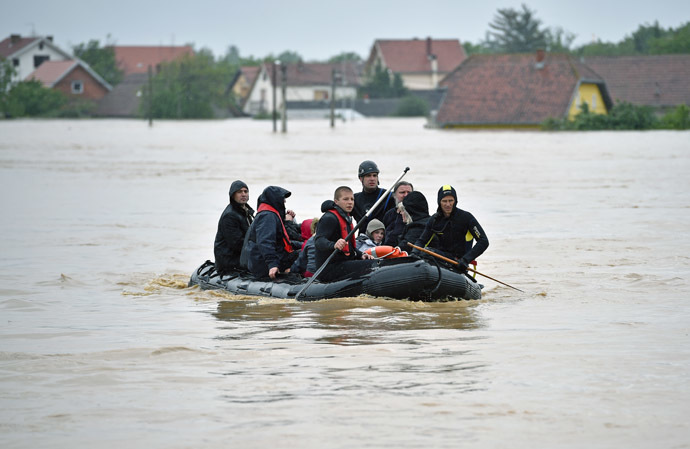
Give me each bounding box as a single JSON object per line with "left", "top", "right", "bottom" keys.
{"left": 10, "top": 34, "right": 21, "bottom": 44}
{"left": 535, "top": 49, "right": 546, "bottom": 69}
{"left": 426, "top": 37, "right": 432, "bottom": 56}
{"left": 46, "top": 36, "right": 53, "bottom": 42}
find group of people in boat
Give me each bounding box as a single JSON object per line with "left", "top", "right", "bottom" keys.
{"left": 212, "top": 160, "right": 489, "bottom": 283}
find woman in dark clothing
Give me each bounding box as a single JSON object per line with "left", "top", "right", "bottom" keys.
{"left": 397, "top": 191, "right": 430, "bottom": 253}
{"left": 213, "top": 180, "right": 254, "bottom": 275}
{"left": 244, "top": 186, "right": 298, "bottom": 279}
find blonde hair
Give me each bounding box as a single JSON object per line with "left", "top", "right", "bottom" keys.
{"left": 310, "top": 217, "right": 319, "bottom": 234}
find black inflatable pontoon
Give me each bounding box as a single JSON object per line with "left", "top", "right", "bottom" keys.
{"left": 188, "top": 257, "right": 482, "bottom": 302}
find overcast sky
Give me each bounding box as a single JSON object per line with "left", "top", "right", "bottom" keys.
{"left": 3, "top": 0, "right": 689, "bottom": 60}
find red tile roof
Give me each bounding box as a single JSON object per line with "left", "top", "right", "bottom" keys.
{"left": 27, "top": 60, "right": 76, "bottom": 86}
{"left": 436, "top": 53, "right": 609, "bottom": 126}
{"left": 371, "top": 38, "right": 466, "bottom": 73}
{"left": 0, "top": 36, "right": 39, "bottom": 58}
{"left": 583, "top": 55, "right": 690, "bottom": 108}
{"left": 280, "top": 61, "right": 362, "bottom": 86}
{"left": 113, "top": 46, "right": 194, "bottom": 75}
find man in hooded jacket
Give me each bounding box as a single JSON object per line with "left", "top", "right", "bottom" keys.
{"left": 397, "top": 191, "right": 430, "bottom": 253}
{"left": 214, "top": 180, "right": 254, "bottom": 275}
{"left": 414, "top": 185, "right": 489, "bottom": 271}
{"left": 315, "top": 186, "right": 374, "bottom": 281}
{"left": 244, "top": 186, "right": 298, "bottom": 279}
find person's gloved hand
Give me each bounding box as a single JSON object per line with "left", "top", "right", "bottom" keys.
{"left": 457, "top": 258, "right": 469, "bottom": 271}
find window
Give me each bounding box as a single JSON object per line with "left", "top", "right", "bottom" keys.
{"left": 71, "top": 80, "right": 83, "bottom": 94}
{"left": 314, "top": 90, "right": 329, "bottom": 101}
{"left": 591, "top": 94, "right": 597, "bottom": 110}
{"left": 12, "top": 58, "right": 19, "bottom": 67}
{"left": 34, "top": 55, "right": 49, "bottom": 68}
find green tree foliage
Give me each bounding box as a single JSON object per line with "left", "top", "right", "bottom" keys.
{"left": 542, "top": 102, "right": 659, "bottom": 130}
{"left": 141, "top": 51, "right": 235, "bottom": 119}
{"left": 72, "top": 40, "right": 123, "bottom": 86}
{"left": 393, "top": 96, "right": 430, "bottom": 117}
{"left": 575, "top": 21, "right": 690, "bottom": 56}
{"left": 0, "top": 59, "right": 16, "bottom": 113}
{"left": 359, "top": 63, "right": 407, "bottom": 98}
{"left": 1, "top": 79, "right": 66, "bottom": 117}
{"left": 328, "top": 52, "right": 363, "bottom": 63}
{"left": 486, "top": 4, "right": 547, "bottom": 53}
{"left": 659, "top": 104, "right": 690, "bottom": 129}
{"left": 276, "top": 50, "right": 303, "bottom": 64}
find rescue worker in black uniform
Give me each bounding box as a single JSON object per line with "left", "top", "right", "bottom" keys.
{"left": 352, "top": 160, "right": 396, "bottom": 234}
{"left": 213, "top": 180, "right": 254, "bottom": 275}
{"left": 243, "top": 186, "right": 298, "bottom": 279}
{"left": 413, "top": 185, "right": 489, "bottom": 271}
{"left": 315, "top": 186, "right": 374, "bottom": 281}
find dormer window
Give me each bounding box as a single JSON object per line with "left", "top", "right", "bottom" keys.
{"left": 71, "top": 80, "right": 83, "bottom": 94}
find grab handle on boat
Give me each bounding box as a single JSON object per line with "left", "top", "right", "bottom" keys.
{"left": 294, "top": 167, "right": 411, "bottom": 301}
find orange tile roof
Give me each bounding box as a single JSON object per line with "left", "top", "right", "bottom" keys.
{"left": 372, "top": 38, "right": 466, "bottom": 73}
{"left": 113, "top": 46, "right": 194, "bottom": 75}
{"left": 241, "top": 65, "right": 261, "bottom": 86}
{"left": 436, "top": 53, "right": 610, "bottom": 126}
{"left": 27, "top": 60, "right": 76, "bottom": 86}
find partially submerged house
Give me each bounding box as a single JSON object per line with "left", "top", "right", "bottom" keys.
{"left": 243, "top": 61, "right": 362, "bottom": 117}
{"left": 435, "top": 51, "right": 613, "bottom": 128}
{"left": 229, "top": 65, "right": 262, "bottom": 110}
{"left": 365, "top": 37, "right": 466, "bottom": 89}
{"left": 582, "top": 54, "right": 690, "bottom": 115}
{"left": 95, "top": 45, "right": 194, "bottom": 117}
{"left": 0, "top": 34, "right": 72, "bottom": 83}
{"left": 27, "top": 59, "right": 112, "bottom": 101}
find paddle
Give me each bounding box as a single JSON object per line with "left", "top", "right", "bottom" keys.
{"left": 294, "top": 167, "right": 410, "bottom": 300}
{"left": 408, "top": 243, "right": 524, "bottom": 293}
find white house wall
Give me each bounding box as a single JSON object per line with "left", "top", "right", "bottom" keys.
{"left": 11, "top": 41, "right": 71, "bottom": 82}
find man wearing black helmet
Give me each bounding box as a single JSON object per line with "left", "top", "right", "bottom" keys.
{"left": 353, "top": 160, "right": 396, "bottom": 233}
{"left": 413, "top": 184, "right": 489, "bottom": 272}
{"left": 214, "top": 180, "right": 254, "bottom": 275}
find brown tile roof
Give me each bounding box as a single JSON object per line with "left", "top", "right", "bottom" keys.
{"left": 0, "top": 36, "right": 39, "bottom": 58}
{"left": 372, "top": 38, "right": 466, "bottom": 73}
{"left": 583, "top": 54, "right": 690, "bottom": 108}
{"left": 436, "top": 53, "right": 610, "bottom": 126}
{"left": 113, "top": 46, "right": 194, "bottom": 75}
{"left": 241, "top": 65, "right": 261, "bottom": 86}
{"left": 280, "top": 61, "right": 362, "bottom": 86}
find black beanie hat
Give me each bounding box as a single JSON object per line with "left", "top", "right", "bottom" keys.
{"left": 229, "top": 180, "right": 248, "bottom": 200}
{"left": 437, "top": 184, "right": 457, "bottom": 205}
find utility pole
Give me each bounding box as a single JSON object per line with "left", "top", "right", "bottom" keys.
{"left": 272, "top": 61, "right": 278, "bottom": 133}
{"left": 330, "top": 68, "right": 336, "bottom": 128}
{"left": 280, "top": 63, "right": 287, "bottom": 133}
{"left": 147, "top": 65, "right": 153, "bottom": 127}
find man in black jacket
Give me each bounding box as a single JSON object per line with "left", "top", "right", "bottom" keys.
{"left": 214, "top": 180, "right": 254, "bottom": 274}
{"left": 244, "top": 186, "right": 298, "bottom": 279}
{"left": 414, "top": 185, "right": 489, "bottom": 271}
{"left": 352, "top": 160, "right": 396, "bottom": 233}
{"left": 315, "top": 186, "right": 374, "bottom": 281}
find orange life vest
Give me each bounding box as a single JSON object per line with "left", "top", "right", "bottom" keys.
{"left": 365, "top": 245, "right": 409, "bottom": 259}
{"left": 327, "top": 209, "right": 356, "bottom": 256}
{"left": 257, "top": 203, "right": 294, "bottom": 254}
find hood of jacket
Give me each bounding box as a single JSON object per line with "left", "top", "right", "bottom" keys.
{"left": 257, "top": 186, "right": 291, "bottom": 216}
{"left": 403, "top": 191, "right": 430, "bottom": 222}
{"left": 300, "top": 219, "right": 313, "bottom": 240}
